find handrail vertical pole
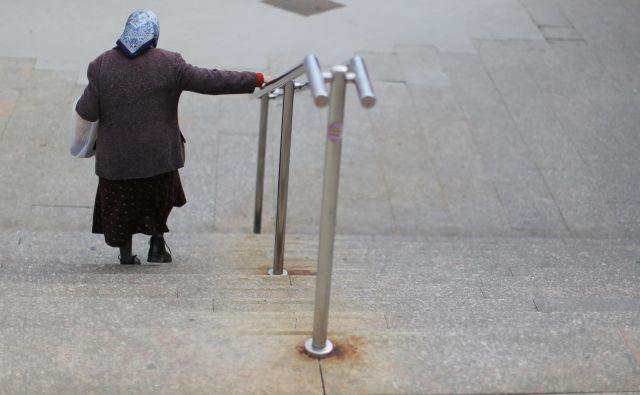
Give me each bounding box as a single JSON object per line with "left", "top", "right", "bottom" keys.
{"left": 270, "top": 81, "right": 295, "bottom": 276}
{"left": 254, "top": 95, "right": 269, "bottom": 234}
{"left": 305, "top": 66, "right": 348, "bottom": 358}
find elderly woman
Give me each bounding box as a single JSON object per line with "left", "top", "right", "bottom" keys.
{"left": 76, "top": 10, "right": 265, "bottom": 264}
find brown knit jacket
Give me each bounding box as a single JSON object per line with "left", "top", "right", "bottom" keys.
{"left": 76, "top": 48, "right": 258, "bottom": 180}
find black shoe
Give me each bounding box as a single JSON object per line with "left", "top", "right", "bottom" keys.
{"left": 148, "top": 236, "right": 172, "bottom": 263}
{"left": 119, "top": 255, "right": 141, "bottom": 265}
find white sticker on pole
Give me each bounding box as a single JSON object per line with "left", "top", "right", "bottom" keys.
{"left": 327, "top": 122, "right": 343, "bottom": 142}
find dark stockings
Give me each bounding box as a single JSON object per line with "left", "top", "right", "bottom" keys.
{"left": 119, "top": 237, "right": 133, "bottom": 262}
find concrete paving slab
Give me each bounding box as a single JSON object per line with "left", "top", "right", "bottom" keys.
{"left": 442, "top": 51, "right": 568, "bottom": 233}
{"left": 483, "top": 284, "right": 640, "bottom": 299}
{"left": 1, "top": 296, "right": 216, "bottom": 328}
{"left": 535, "top": 297, "right": 640, "bottom": 313}
{"left": 295, "top": 311, "right": 389, "bottom": 332}
{"left": 563, "top": 0, "right": 640, "bottom": 89}
{"left": 477, "top": 40, "right": 619, "bottom": 236}
{"left": 1, "top": 69, "right": 77, "bottom": 146}
{"left": 396, "top": 45, "right": 450, "bottom": 87}
{"left": 1, "top": 231, "right": 640, "bottom": 392}
{"left": 169, "top": 165, "right": 218, "bottom": 233}
{"left": 0, "top": 57, "right": 35, "bottom": 90}
{"left": 23, "top": 305, "right": 297, "bottom": 331}
{"left": 0, "top": 328, "right": 323, "bottom": 395}
{"left": 0, "top": 87, "right": 20, "bottom": 135}
{"left": 481, "top": 271, "right": 640, "bottom": 292}
{"left": 407, "top": 84, "right": 511, "bottom": 235}
{"left": 320, "top": 327, "right": 640, "bottom": 394}
{"left": 366, "top": 81, "right": 453, "bottom": 234}
{"left": 336, "top": 196, "right": 397, "bottom": 235}
{"left": 387, "top": 310, "right": 640, "bottom": 332}
{"left": 542, "top": 25, "right": 584, "bottom": 41}
{"left": 214, "top": 173, "right": 263, "bottom": 233}
{"left": 0, "top": 281, "right": 178, "bottom": 298}
{"left": 0, "top": 0, "right": 542, "bottom": 74}
{"left": 610, "top": 202, "right": 640, "bottom": 239}
{"left": 616, "top": 0, "right": 640, "bottom": 57}
{"left": 521, "top": 0, "right": 572, "bottom": 28}
{"left": 513, "top": 40, "right": 637, "bottom": 228}
{"left": 216, "top": 94, "right": 262, "bottom": 136}
{"left": 354, "top": 50, "right": 402, "bottom": 82}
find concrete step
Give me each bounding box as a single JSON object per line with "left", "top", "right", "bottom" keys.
{"left": 1, "top": 296, "right": 214, "bottom": 328}
{"left": 482, "top": 284, "right": 640, "bottom": 299}
{"left": 3, "top": 231, "right": 639, "bottom": 293}
{"left": 0, "top": 293, "right": 387, "bottom": 332}
{"left": 3, "top": 315, "right": 640, "bottom": 395}
{"left": 0, "top": 326, "right": 325, "bottom": 395}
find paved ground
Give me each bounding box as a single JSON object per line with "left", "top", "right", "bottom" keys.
{"left": 0, "top": 0, "right": 639, "bottom": 394}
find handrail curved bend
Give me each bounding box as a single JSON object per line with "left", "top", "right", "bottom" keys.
{"left": 253, "top": 55, "right": 329, "bottom": 107}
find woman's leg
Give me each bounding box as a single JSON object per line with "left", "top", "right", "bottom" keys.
{"left": 148, "top": 233, "right": 172, "bottom": 263}
{"left": 119, "top": 236, "right": 140, "bottom": 264}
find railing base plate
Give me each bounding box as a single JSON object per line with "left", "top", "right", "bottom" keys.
{"left": 267, "top": 268, "right": 288, "bottom": 276}
{"left": 304, "top": 338, "right": 334, "bottom": 358}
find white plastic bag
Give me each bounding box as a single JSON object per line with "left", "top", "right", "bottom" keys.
{"left": 70, "top": 98, "right": 98, "bottom": 158}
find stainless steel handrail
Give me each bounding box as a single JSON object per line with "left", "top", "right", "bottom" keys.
{"left": 253, "top": 63, "right": 305, "bottom": 99}
{"left": 253, "top": 55, "right": 329, "bottom": 107}
{"left": 251, "top": 55, "right": 376, "bottom": 359}
{"left": 253, "top": 55, "right": 329, "bottom": 277}
{"left": 349, "top": 56, "right": 376, "bottom": 108}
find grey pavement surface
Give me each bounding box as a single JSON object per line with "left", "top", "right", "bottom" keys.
{"left": 1, "top": 0, "right": 640, "bottom": 394}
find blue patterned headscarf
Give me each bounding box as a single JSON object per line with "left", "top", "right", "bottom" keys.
{"left": 116, "top": 10, "right": 160, "bottom": 58}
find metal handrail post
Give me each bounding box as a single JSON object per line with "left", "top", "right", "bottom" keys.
{"left": 269, "top": 81, "right": 295, "bottom": 276}
{"left": 253, "top": 95, "right": 269, "bottom": 234}
{"left": 304, "top": 65, "right": 348, "bottom": 358}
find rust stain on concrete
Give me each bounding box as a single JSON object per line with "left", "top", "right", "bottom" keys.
{"left": 329, "top": 336, "right": 365, "bottom": 362}
{"left": 620, "top": 329, "right": 640, "bottom": 366}
{"left": 287, "top": 268, "right": 317, "bottom": 276}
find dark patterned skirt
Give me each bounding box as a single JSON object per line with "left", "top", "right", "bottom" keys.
{"left": 92, "top": 170, "right": 187, "bottom": 247}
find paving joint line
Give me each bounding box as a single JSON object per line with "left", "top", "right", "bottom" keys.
{"left": 318, "top": 359, "right": 327, "bottom": 395}
{"left": 532, "top": 298, "right": 540, "bottom": 312}
{"left": 520, "top": 40, "right": 620, "bottom": 232}
{"left": 0, "top": 87, "right": 24, "bottom": 139}
{"left": 366, "top": 109, "right": 399, "bottom": 232}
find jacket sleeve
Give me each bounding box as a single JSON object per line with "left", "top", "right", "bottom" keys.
{"left": 175, "top": 53, "right": 257, "bottom": 95}
{"left": 75, "top": 58, "right": 101, "bottom": 122}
